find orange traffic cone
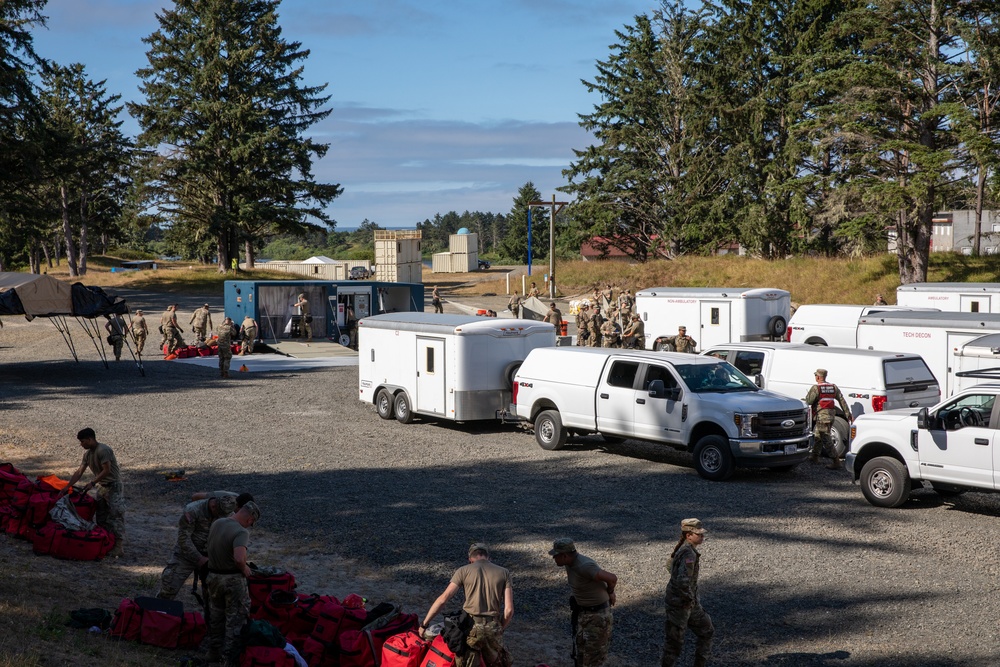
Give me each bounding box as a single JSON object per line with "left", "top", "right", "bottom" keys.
{"left": 239, "top": 364, "right": 248, "bottom": 372}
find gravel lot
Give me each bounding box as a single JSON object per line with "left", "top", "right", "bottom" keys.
{"left": 2, "top": 291, "right": 1000, "bottom": 667}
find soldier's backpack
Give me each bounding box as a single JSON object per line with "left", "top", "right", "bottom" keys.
{"left": 382, "top": 631, "right": 429, "bottom": 667}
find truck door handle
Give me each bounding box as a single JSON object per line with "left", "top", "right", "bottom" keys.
{"left": 636, "top": 398, "right": 646, "bottom": 405}
{"left": 600, "top": 393, "right": 609, "bottom": 399}
{"left": 975, "top": 438, "right": 989, "bottom": 445}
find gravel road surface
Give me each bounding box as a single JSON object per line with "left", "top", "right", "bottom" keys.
{"left": 1, "top": 296, "right": 998, "bottom": 667}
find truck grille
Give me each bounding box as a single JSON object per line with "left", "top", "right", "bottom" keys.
{"left": 757, "top": 409, "right": 809, "bottom": 438}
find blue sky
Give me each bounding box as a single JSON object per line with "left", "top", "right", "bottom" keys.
{"left": 31, "top": 0, "right": 657, "bottom": 230}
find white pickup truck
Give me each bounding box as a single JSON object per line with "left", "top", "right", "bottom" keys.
{"left": 847, "top": 377, "right": 1000, "bottom": 507}
{"left": 511, "top": 348, "right": 812, "bottom": 480}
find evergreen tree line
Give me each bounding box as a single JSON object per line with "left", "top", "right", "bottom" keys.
{"left": 561, "top": 0, "right": 1000, "bottom": 283}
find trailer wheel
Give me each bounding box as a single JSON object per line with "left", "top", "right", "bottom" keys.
{"left": 534, "top": 410, "right": 567, "bottom": 450}
{"left": 394, "top": 392, "right": 415, "bottom": 424}
{"left": 693, "top": 435, "right": 734, "bottom": 481}
{"left": 375, "top": 389, "right": 394, "bottom": 420}
{"left": 503, "top": 362, "right": 522, "bottom": 389}
{"left": 767, "top": 315, "right": 787, "bottom": 339}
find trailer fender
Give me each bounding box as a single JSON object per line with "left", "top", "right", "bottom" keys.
{"left": 373, "top": 384, "right": 406, "bottom": 405}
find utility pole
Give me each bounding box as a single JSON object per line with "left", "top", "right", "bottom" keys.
{"left": 528, "top": 195, "right": 568, "bottom": 298}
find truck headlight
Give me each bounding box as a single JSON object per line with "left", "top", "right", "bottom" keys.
{"left": 733, "top": 413, "right": 758, "bottom": 438}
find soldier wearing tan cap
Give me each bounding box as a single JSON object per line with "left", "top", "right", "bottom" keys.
{"left": 421, "top": 543, "right": 513, "bottom": 667}
{"left": 662, "top": 519, "right": 714, "bottom": 667}
{"left": 550, "top": 538, "right": 617, "bottom": 667}
{"left": 805, "top": 368, "right": 852, "bottom": 469}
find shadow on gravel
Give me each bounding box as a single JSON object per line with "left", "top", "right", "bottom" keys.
{"left": 762, "top": 650, "right": 850, "bottom": 664}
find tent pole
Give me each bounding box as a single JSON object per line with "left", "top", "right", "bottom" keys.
{"left": 50, "top": 316, "right": 80, "bottom": 362}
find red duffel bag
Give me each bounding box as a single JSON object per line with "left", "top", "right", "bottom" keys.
{"left": 109, "top": 598, "right": 143, "bottom": 642}
{"left": 32, "top": 522, "right": 115, "bottom": 560}
{"left": 240, "top": 645, "right": 296, "bottom": 667}
{"left": 140, "top": 609, "right": 182, "bottom": 648}
{"left": 178, "top": 611, "right": 207, "bottom": 649}
{"left": 0, "top": 463, "right": 28, "bottom": 502}
{"left": 340, "top": 611, "right": 419, "bottom": 667}
{"left": 418, "top": 635, "right": 456, "bottom": 667}
{"left": 382, "top": 631, "right": 429, "bottom": 667}
{"left": 247, "top": 570, "right": 297, "bottom": 614}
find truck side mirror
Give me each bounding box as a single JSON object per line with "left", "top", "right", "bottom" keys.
{"left": 647, "top": 379, "right": 665, "bottom": 397}
{"left": 754, "top": 373, "right": 763, "bottom": 388}
{"left": 916, "top": 407, "right": 929, "bottom": 430}
{"left": 666, "top": 387, "right": 681, "bottom": 401}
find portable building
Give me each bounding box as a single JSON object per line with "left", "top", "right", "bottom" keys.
{"left": 358, "top": 313, "right": 556, "bottom": 422}
{"left": 635, "top": 287, "right": 790, "bottom": 350}
{"left": 224, "top": 280, "right": 424, "bottom": 345}
{"left": 896, "top": 282, "right": 1000, "bottom": 313}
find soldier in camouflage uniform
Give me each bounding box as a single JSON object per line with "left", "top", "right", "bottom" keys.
{"left": 805, "top": 368, "right": 852, "bottom": 469}
{"left": 160, "top": 304, "right": 185, "bottom": 355}
{"left": 662, "top": 519, "right": 714, "bottom": 667}
{"left": 239, "top": 315, "right": 258, "bottom": 355}
{"left": 617, "top": 289, "right": 634, "bottom": 316}
{"left": 131, "top": 309, "right": 148, "bottom": 355}
{"left": 205, "top": 501, "right": 260, "bottom": 666}
{"left": 600, "top": 314, "right": 620, "bottom": 348}
{"left": 587, "top": 307, "right": 602, "bottom": 347}
{"left": 57, "top": 427, "right": 125, "bottom": 558}
{"left": 575, "top": 302, "right": 591, "bottom": 346}
{"left": 104, "top": 314, "right": 126, "bottom": 361}
{"left": 216, "top": 317, "right": 235, "bottom": 378}
{"left": 543, "top": 302, "right": 564, "bottom": 334}
{"left": 189, "top": 304, "right": 213, "bottom": 345}
{"left": 293, "top": 293, "right": 311, "bottom": 340}
{"left": 508, "top": 291, "right": 522, "bottom": 318}
{"left": 550, "top": 538, "right": 617, "bottom": 667}
{"left": 622, "top": 314, "right": 645, "bottom": 349}
{"left": 662, "top": 326, "right": 697, "bottom": 353}
{"left": 527, "top": 282, "right": 541, "bottom": 298}
{"left": 156, "top": 492, "right": 241, "bottom": 600}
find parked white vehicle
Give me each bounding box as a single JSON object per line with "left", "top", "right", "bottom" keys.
{"left": 702, "top": 343, "right": 940, "bottom": 456}
{"left": 635, "top": 287, "right": 790, "bottom": 351}
{"left": 896, "top": 282, "right": 1000, "bottom": 313}
{"left": 358, "top": 313, "right": 556, "bottom": 423}
{"left": 511, "top": 347, "right": 811, "bottom": 480}
{"left": 951, "top": 333, "right": 1000, "bottom": 393}
{"left": 786, "top": 304, "right": 938, "bottom": 347}
{"left": 855, "top": 311, "right": 1000, "bottom": 396}
{"left": 847, "top": 377, "right": 1000, "bottom": 507}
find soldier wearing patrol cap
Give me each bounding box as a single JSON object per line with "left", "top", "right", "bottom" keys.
{"left": 550, "top": 538, "right": 618, "bottom": 667}
{"left": 663, "top": 326, "right": 697, "bottom": 353}
{"left": 421, "top": 542, "right": 514, "bottom": 667}
{"left": 804, "top": 368, "right": 852, "bottom": 469}
{"left": 662, "top": 518, "right": 714, "bottom": 667}
{"left": 205, "top": 500, "right": 260, "bottom": 665}
{"left": 130, "top": 309, "right": 149, "bottom": 355}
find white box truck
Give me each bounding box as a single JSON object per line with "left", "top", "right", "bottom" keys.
{"left": 635, "top": 287, "right": 790, "bottom": 351}
{"left": 896, "top": 282, "right": 1000, "bottom": 313}
{"left": 786, "top": 304, "right": 938, "bottom": 347}
{"left": 702, "top": 342, "right": 940, "bottom": 456}
{"left": 856, "top": 311, "right": 1000, "bottom": 396}
{"left": 511, "top": 347, "right": 811, "bottom": 480}
{"left": 358, "top": 313, "right": 556, "bottom": 423}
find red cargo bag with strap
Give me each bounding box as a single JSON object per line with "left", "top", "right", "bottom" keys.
{"left": 239, "top": 645, "right": 296, "bottom": 667}
{"left": 382, "top": 631, "right": 429, "bottom": 667}
{"left": 0, "top": 463, "right": 27, "bottom": 502}
{"left": 32, "top": 522, "right": 115, "bottom": 560}
{"left": 418, "top": 635, "right": 456, "bottom": 667}
{"left": 300, "top": 636, "right": 338, "bottom": 667}
{"left": 247, "top": 570, "right": 296, "bottom": 614}
{"left": 310, "top": 600, "right": 347, "bottom": 643}
{"left": 340, "top": 612, "right": 419, "bottom": 667}
{"left": 178, "top": 611, "right": 207, "bottom": 649}
{"left": 140, "top": 610, "right": 182, "bottom": 648}
{"left": 108, "top": 598, "right": 143, "bottom": 642}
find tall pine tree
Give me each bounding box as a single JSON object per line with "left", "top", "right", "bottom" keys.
{"left": 129, "top": 0, "right": 342, "bottom": 271}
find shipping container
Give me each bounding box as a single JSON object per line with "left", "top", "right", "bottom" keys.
{"left": 449, "top": 233, "right": 478, "bottom": 254}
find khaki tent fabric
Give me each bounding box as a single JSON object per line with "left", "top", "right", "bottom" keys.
{"left": 519, "top": 296, "right": 548, "bottom": 321}
{"left": 0, "top": 273, "right": 74, "bottom": 315}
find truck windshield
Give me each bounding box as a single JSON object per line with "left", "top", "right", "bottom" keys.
{"left": 884, "top": 358, "right": 937, "bottom": 388}
{"left": 675, "top": 362, "right": 758, "bottom": 393}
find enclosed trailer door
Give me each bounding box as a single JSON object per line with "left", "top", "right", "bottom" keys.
{"left": 699, "top": 301, "right": 731, "bottom": 348}
{"left": 416, "top": 337, "right": 447, "bottom": 416}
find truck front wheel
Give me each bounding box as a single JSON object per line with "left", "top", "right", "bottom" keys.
{"left": 693, "top": 435, "right": 734, "bottom": 481}
{"left": 534, "top": 410, "right": 568, "bottom": 451}
{"left": 376, "top": 389, "right": 394, "bottom": 420}
{"left": 860, "top": 456, "right": 911, "bottom": 507}
{"left": 394, "top": 392, "right": 415, "bottom": 424}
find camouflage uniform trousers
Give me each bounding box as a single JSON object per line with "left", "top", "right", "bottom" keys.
{"left": 218, "top": 345, "right": 233, "bottom": 375}
{"left": 206, "top": 573, "right": 250, "bottom": 665}
{"left": 133, "top": 331, "right": 146, "bottom": 355}
{"left": 240, "top": 328, "right": 257, "bottom": 355}
{"left": 110, "top": 335, "right": 124, "bottom": 361}
{"left": 586, "top": 322, "right": 601, "bottom": 347}
{"left": 192, "top": 326, "right": 208, "bottom": 345}
{"left": 164, "top": 326, "right": 184, "bottom": 354}
{"left": 95, "top": 483, "right": 126, "bottom": 554}
{"left": 456, "top": 619, "right": 511, "bottom": 667}
{"left": 157, "top": 550, "right": 202, "bottom": 599}
{"left": 299, "top": 317, "right": 312, "bottom": 340}
{"left": 575, "top": 608, "right": 613, "bottom": 667}
{"left": 811, "top": 410, "right": 835, "bottom": 458}
{"left": 661, "top": 602, "right": 714, "bottom": 667}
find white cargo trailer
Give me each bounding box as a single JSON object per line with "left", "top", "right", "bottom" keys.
{"left": 358, "top": 313, "right": 556, "bottom": 423}
{"left": 787, "top": 304, "right": 938, "bottom": 347}
{"left": 635, "top": 287, "right": 790, "bottom": 351}
{"left": 896, "top": 282, "right": 1000, "bottom": 313}
{"left": 856, "top": 311, "right": 1000, "bottom": 395}
{"left": 951, "top": 333, "right": 1000, "bottom": 393}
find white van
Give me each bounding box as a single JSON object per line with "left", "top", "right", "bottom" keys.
{"left": 358, "top": 313, "right": 556, "bottom": 423}
{"left": 635, "top": 287, "right": 790, "bottom": 351}
{"left": 702, "top": 343, "right": 940, "bottom": 455}
{"left": 896, "top": 282, "right": 1000, "bottom": 313}
{"left": 787, "top": 304, "right": 938, "bottom": 347}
